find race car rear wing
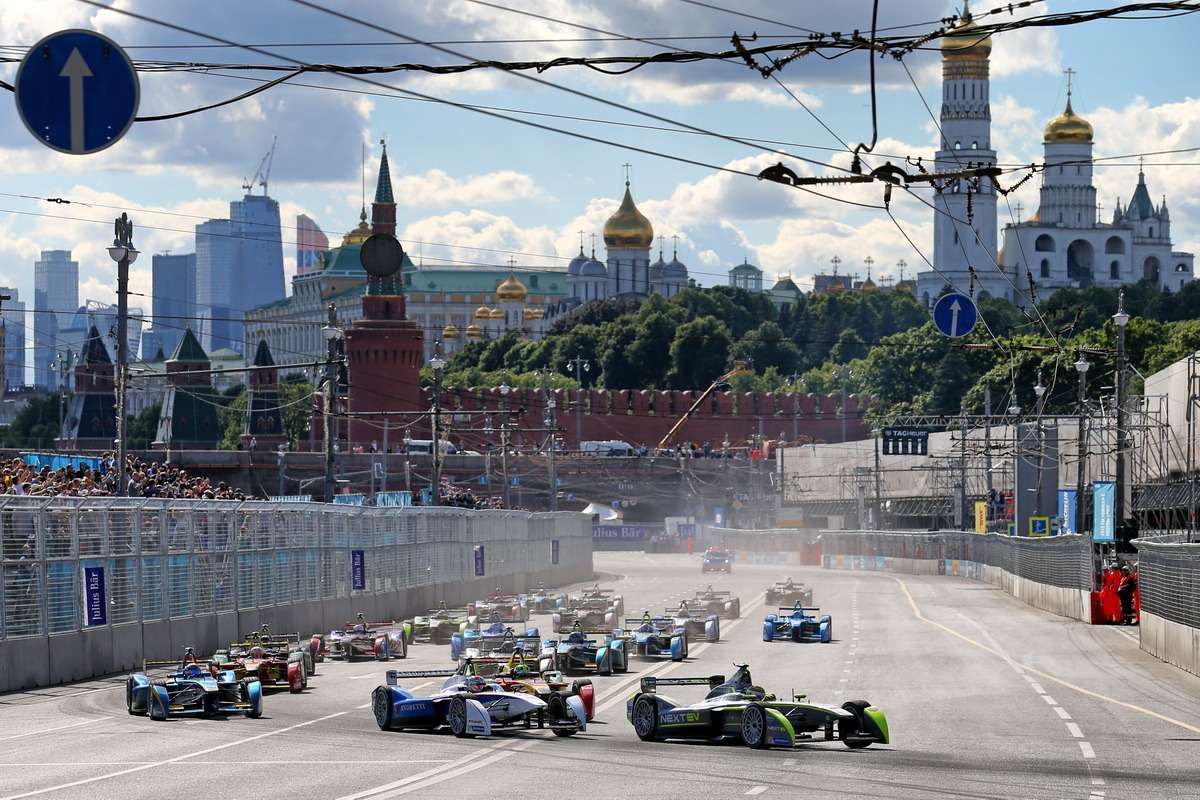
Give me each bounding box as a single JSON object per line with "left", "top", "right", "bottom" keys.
{"left": 778, "top": 606, "right": 821, "bottom": 614}
{"left": 385, "top": 669, "right": 457, "bottom": 685}
{"left": 695, "top": 590, "right": 732, "bottom": 596}
{"left": 640, "top": 675, "right": 726, "bottom": 693}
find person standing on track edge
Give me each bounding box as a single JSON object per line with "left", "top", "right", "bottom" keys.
{"left": 1117, "top": 564, "right": 1139, "bottom": 625}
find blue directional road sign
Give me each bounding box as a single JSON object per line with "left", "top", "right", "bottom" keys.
{"left": 15, "top": 29, "right": 139, "bottom": 155}
{"left": 931, "top": 292, "right": 978, "bottom": 338}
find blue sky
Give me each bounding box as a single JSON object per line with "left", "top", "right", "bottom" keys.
{"left": 0, "top": 0, "right": 1197, "bottom": 313}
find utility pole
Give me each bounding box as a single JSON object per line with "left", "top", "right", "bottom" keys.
{"left": 321, "top": 303, "right": 340, "bottom": 502}
{"left": 429, "top": 348, "right": 447, "bottom": 506}
{"left": 983, "top": 384, "right": 994, "bottom": 497}
{"left": 499, "top": 383, "right": 512, "bottom": 508}
{"left": 567, "top": 355, "right": 589, "bottom": 448}
{"left": 873, "top": 428, "right": 883, "bottom": 530}
{"left": 276, "top": 444, "right": 286, "bottom": 497}
{"left": 540, "top": 369, "right": 558, "bottom": 511}
{"left": 381, "top": 417, "right": 389, "bottom": 494}
{"left": 1075, "top": 352, "right": 1091, "bottom": 536}
{"left": 1112, "top": 292, "right": 1130, "bottom": 534}
{"left": 106, "top": 214, "right": 137, "bottom": 497}
{"left": 54, "top": 348, "right": 74, "bottom": 444}
{"left": 838, "top": 365, "right": 851, "bottom": 443}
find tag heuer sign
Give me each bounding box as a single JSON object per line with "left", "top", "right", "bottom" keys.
{"left": 882, "top": 427, "right": 929, "bottom": 456}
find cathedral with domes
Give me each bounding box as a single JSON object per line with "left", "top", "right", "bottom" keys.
{"left": 916, "top": 2, "right": 1194, "bottom": 307}
{"left": 566, "top": 177, "right": 689, "bottom": 302}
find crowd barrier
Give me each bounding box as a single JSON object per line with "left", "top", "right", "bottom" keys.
{"left": 0, "top": 497, "right": 593, "bottom": 692}
{"left": 1134, "top": 535, "right": 1200, "bottom": 678}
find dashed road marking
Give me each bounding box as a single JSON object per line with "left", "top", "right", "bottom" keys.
{"left": 745, "top": 787, "right": 767, "bottom": 796}
{"left": 0, "top": 718, "right": 103, "bottom": 742}
{"left": 1066, "top": 722, "right": 1084, "bottom": 738}
{"left": 1041, "top": 695, "right": 1058, "bottom": 706}
{"left": 1028, "top": 682, "right": 1046, "bottom": 694}
{"left": 1053, "top": 707, "right": 1072, "bottom": 720}
{"left": 1079, "top": 741, "right": 1096, "bottom": 759}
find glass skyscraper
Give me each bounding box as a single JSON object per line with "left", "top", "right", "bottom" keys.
{"left": 143, "top": 252, "right": 196, "bottom": 359}
{"left": 33, "top": 250, "right": 78, "bottom": 389}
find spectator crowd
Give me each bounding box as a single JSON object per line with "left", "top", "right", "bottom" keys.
{"left": 1, "top": 454, "right": 246, "bottom": 500}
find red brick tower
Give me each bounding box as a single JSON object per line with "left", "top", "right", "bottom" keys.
{"left": 344, "top": 140, "right": 424, "bottom": 448}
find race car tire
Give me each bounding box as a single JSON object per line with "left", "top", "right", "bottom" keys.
{"left": 681, "top": 634, "right": 689, "bottom": 660}
{"left": 547, "top": 693, "right": 577, "bottom": 737}
{"left": 571, "top": 679, "right": 595, "bottom": 720}
{"left": 839, "top": 700, "right": 874, "bottom": 748}
{"left": 243, "top": 681, "right": 263, "bottom": 719}
{"left": 372, "top": 687, "right": 393, "bottom": 730}
{"left": 288, "top": 662, "right": 305, "bottom": 693}
{"left": 448, "top": 696, "right": 474, "bottom": 738}
{"left": 740, "top": 704, "right": 769, "bottom": 749}
{"left": 632, "top": 695, "right": 661, "bottom": 741}
{"left": 125, "top": 678, "right": 136, "bottom": 715}
{"left": 730, "top": 598, "right": 741, "bottom": 618}
{"left": 300, "top": 662, "right": 309, "bottom": 690}
{"left": 395, "top": 634, "right": 408, "bottom": 660}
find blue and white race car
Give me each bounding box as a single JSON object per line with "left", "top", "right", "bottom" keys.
{"left": 126, "top": 648, "right": 263, "bottom": 721}
{"left": 450, "top": 623, "right": 541, "bottom": 661}
{"left": 762, "top": 603, "right": 832, "bottom": 643}
{"left": 701, "top": 547, "right": 734, "bottom": 573}
{"left": 542, "top": 623, "right": 630, "bottom": 675}
{"left": 371, "top": 669, "right": 587, "bottom": 738}
{"left": 625, "top": 613, "right": 688, "bottom": 661}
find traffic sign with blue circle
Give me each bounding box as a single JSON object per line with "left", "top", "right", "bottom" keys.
{"left": 931, "top": 291, "right": 978, "bottom": 338}
{"left": 14, "top": 29, "right": 139, "bottom": 155}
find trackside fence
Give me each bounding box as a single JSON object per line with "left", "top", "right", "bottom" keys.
{"left": 0, "top": 498, "right": 592, "bottom": 692}
{"left": 1133, "top": 535, "right": 1200, "bottom": 677}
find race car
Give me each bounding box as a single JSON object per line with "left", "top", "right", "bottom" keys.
{"left": 404, "top": 603, "right": 476, "bottom": 645}
{"left": 468, "top": 588, "right": 530, "bottom": 623}
{"left": 551, "top": 604, "right": 618, "bottom": 633}
{"left": 626, "top": 664, "right": 889, "bottom": 749}
{"left": 542, "top": 622, "right": 630, "bottom": 676}
{"left": 574, "top": 584, "right": 625, "bottom": 617}
{"left": 126, "top": 648, "right": 263, "bottom": 721}
{"left": 450, "top": 622, "right": 541, "bottom": 661}
{"left": 521, "top": 582, "right": 567, "bottom": 613}
{"left": 452, "top": 654, "right": 596, "bottom": 721}
{"left": 765, "top": 578, "right": 813, "bottom": 607}
{"left": 702, "top": 547, "right": 734, "bottom": 573}
{"left": 212, "top": 630, "right": 310, "bottom": 693}
{"left": 625, "top": 613, "right": 688, "bottom": 661}
{"left": 762, "top": 603, "right": 832, "bottom": 643}
{"left": 690, "top": 585, "right": 742, "bottom": 619}
{"left": 371, "top": 669, "right": 587, "bottom": 738}
{"left": 318, "top": 613, "right": 407, "bottom": 660}
{"left": 667, "top": 600, "right": 721, "bottom": 643}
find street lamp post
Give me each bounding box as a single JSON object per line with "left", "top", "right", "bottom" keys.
{"left": 872, "top": 427, "right": 882, "bottom": 530}
{"left": 106, "top": 213, "right": 138, "bottom": 497}
{"left": 429, "top": 348, "right": 447, "bottom": 506}
{"left": 321, "top": 303, "right": 342, "bottom": 502}
{"left": 1113, "top": 292, "right": 1130, "bottom": 534}
{"left": 499, "top": 382, "right": 512, "bottom": 508}
{"left": 567, "top": 355, "right": 589, "bottom": 448}
{"left": 837, "top": 365, "right": 852, "bottom": 443}
{"left": 1075, "top": 352, "right": 1091, "bottom": 537}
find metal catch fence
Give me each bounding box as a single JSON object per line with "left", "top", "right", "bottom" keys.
{"left": 0, "top": 497, "right": 590, "bottom": 640}
{"left": 1134, "top": 536, "right": 1200, "bottom": 629}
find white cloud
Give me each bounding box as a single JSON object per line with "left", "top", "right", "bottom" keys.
{"left": 392, "top": 169, "right": 545, "bottom": 207}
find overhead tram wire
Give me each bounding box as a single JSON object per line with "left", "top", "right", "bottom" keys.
{"left": 70, "top": 1, "right": 882, "bottom": 212}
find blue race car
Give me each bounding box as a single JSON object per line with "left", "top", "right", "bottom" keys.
{"left": 451, "top": 620, "right": 540, "bottom": 660}
{"left": 542, "top": 622, "right": 630, "bottom": 675}
{"left": 763, "top": 603, "right": 832, "bottom": 643}
{"left": 371, "top": 669, "right": 586, "bottom": 738}
{"left": 625, "top": 613, "right": 688, "bottom": 661}
{"left": 667, "top": 601, "right": 721, "bottom": 643}
{"left": 702, "top": 547, "right": 734, "bottom": 573}
{"left": 126, "top": 648, "right": 263, "bottom": 720}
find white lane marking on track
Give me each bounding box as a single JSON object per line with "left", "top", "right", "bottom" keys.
{"left": 1041, "top": 695, "right": 1059, "bottom": 706}
{"left": 1053, "top": 706, "right": 1072, "bottom": 720}
{"left": 0, "top": 761, "right": 454, "bottom": 767}
{"left": 1066, "top": 722, "right": 1084, "bottom": 738}
{"left": 0, "top": 718, "right": 102, "bottom": 743}
{"left": 349, "top": 674, "right": 377, "bottom": 680}
{"left": 838, "top": 678, "right": 848, "bottom": 683}
{"left": 782, "top": 759, "right": 795, "bottom": 766}
{"left": 1079, "top": 741, "right": 1096, "bottom": 759}
{"left": 1028, "top": 682, "right": 1046, "bottom": 694}
{"left": 1092, "top": 778, "right": 1106, "bottom": 786}
{"left": 745, "top": 787, "right": 768, "bottom": 796}
{"left": 0, "top": 709, "right": 350, "bottom": 800}
{"left": 334, "top": 740, "right": 524, "bottom": 800}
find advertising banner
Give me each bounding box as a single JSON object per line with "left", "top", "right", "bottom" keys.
{"left": 592, "top": 524, "right": 648, "bottom": 541}
{"left": 376, "top": 491, "right": 412, "bottom": 507}
{"left": 974, "top": 501, "right": 987, "bottom": 533}
{"left": 83, "top": 566, "right": 106, "bottom": 627}
{"left": 1028, "top": 516, "right": 1050, "bottom": 537}
{"left": 351, "top": 549, "right": 366, "bottom": 591}
{"left": 474, "top": 545, "right": 485, "bottom": 577}
{"left": 1058, "top": 489, "right": 1077, "bottom": 535}
{"left": 1093, "top": 480, "right": 1116, "bottom": 543}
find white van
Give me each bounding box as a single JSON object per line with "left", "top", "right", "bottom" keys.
{"left": 405, "top": 439, "right": 458, "bottom": 455}
{"left": 580, "top": 440, "right": 636, "bottom": 457}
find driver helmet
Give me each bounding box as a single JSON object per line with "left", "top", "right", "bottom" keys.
{"left": 249, "top": 646, "right": 265, "bottom": 659}
{"left": 511, "top": 663, "right": 529, "bottom": 678}
{"left": 784, "top": 577, "right": 794, "bottom": 587}
{"left": 465, "top": 676, "right": 487, "bottom": 693}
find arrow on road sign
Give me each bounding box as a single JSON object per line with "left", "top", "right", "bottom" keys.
{"left": 949, "top": 298, "right": 961, "bottom": 337}
{"left": 60, "top": 48, "right": 92, "bottom": 154}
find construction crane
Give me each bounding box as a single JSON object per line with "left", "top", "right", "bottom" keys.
{"left": 242, "top": 136, "right": 277, "bottom": 196}
{"left": 656, "top": 360, "right": 754, "bottom": 450}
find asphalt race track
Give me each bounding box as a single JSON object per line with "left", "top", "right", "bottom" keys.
{"left": 2, "top": 553, "right": 1199, "bottom": 799}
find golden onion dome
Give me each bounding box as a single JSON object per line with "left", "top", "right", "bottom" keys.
{"left": 940, "top": 4, "right": 991, "bottom": 60}
{"left": 523, "top": 306, "right": 544, "bottom": 321}
{"left": 488, "top": 307, "right": 505, "bottom": 320}
{"left": 496, "top": 273, "right": 528, "bottom": 302}
{"left": 465, "top": 323, "right": 482, "bottom": 339}
{"left": 603, "top": 182, "right": 654, "bottom": 249}
{"left": 474, "top": 305, "right": 491, "bottom": 320}
{"left": 1043, "top": 98, "right": 1094, "bottom": 144}
{"left": 340, "top": 207, "right": 372, "bottom": 247}
{"left": 442, "top": 323, "right": 460, "bottom": 340}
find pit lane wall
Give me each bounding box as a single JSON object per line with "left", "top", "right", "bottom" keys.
{"left": 0, "top": 498, "right": 593, "bottom": 693}
{"left": 819, "top": 530, "right": 1094, "bottom": 623}
{"left": 1134, "top": 536, "right": 1200, "bottom": 678}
